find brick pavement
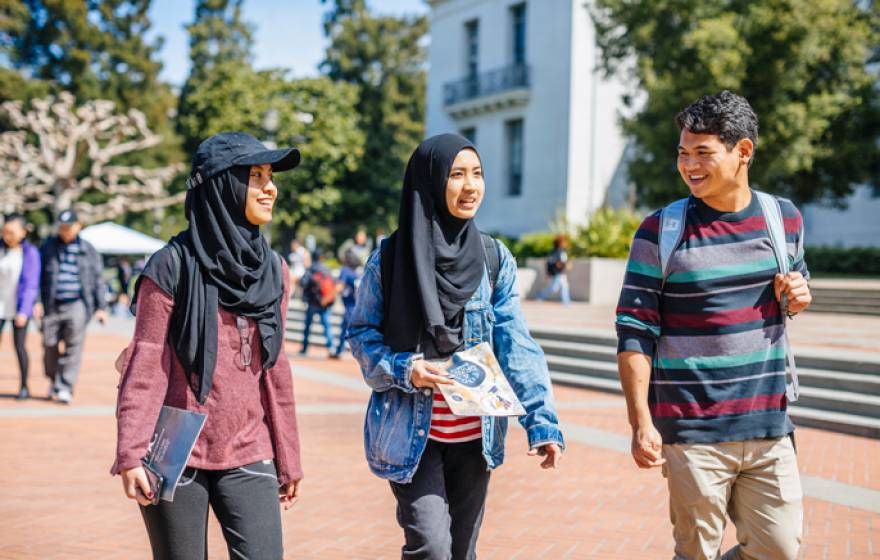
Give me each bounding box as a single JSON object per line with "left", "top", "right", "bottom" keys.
{"left": 0, "top": 326, "right": 878, "bottom": 559}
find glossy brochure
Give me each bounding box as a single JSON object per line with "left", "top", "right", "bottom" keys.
{"left": 433, "top": 342, "right": 526, "bottom": 417}
{"left": 142, "top": 406, "right": 208, "bottom": 502}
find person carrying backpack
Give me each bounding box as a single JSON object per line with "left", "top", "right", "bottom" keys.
{"left": 348, "top": 134, "right": 564, "bottom": 560}
{"left": 112, "top": 132, "right": 304, "bottom": 559}
{"left": 615, "top": 91, "right": 812, "bottom": 560}
{"left": 537, "top": 234, "right": 571, "bottom": 304}
{"left": 299, "top": 249, "right": 336, "bottom": 356}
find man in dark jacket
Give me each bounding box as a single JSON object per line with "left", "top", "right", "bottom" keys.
{"left": 36, "top": 209, "right": 107, "bottom": 404}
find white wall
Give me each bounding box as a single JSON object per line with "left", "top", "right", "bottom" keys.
{"left": 801, "top": 186, "right": 880, "bottom": 248}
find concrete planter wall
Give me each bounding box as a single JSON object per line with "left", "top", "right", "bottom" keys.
{"left": 524, "top": 257, "right": 627, "bottom": 304}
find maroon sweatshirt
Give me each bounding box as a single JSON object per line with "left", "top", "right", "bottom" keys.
{"left": 112, "top": 263, "right": 303, "bottom": 485}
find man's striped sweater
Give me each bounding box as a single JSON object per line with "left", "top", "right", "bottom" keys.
{"left": 616, "top": 191, "right": 809, "bottom": 444}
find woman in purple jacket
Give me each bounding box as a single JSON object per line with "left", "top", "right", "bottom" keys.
{"left": 0, "top": 214, "right": 41, "bottom": 400}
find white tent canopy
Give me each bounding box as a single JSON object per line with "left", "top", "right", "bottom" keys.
{"left": 79, "top": 222, "right": 165, "bottom": 255}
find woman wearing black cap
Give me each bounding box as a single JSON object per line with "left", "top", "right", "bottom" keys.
{"left": 348, "top": 134, "right": 565, "bottom": 559}
{"left": 112, "top": 132, "right": 303, "bottom": 559}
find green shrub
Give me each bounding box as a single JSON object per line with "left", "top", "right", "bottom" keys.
{"left": 511, "top": 232, "right": 557, "bottom": 264}
{"left": 572, "top": 207, "right": 642, "bottom": 259}
{"left": 805, "top": 246, "right": 880, "bottom": 276}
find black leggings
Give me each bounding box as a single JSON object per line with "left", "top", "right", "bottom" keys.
{"left": 0, "top": 319, "right": 29, "bottom": 388}
{"left": 140, "top": 459, "right": 284, "bottom": 560}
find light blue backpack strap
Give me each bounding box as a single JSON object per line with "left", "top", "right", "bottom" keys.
{"left": 756, "top": 191, "right": 799, "bottom": 402}
{"left": 659, "top": 197, "right": 689, "bottom": 286}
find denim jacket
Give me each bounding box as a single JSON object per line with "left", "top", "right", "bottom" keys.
{"left": 347, "top": 239, "right": 564, "bottom": 483}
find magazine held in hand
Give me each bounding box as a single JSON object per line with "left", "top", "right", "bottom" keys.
{"left": 141, "top": 406, "right": 207, "bottom": 504}
{"left": 433, "top": 342, "right": 525, "bottom": 416}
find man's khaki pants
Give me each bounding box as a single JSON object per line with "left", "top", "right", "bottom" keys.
{"left": 662, "top": 436, "right": 803, "bottom": 560}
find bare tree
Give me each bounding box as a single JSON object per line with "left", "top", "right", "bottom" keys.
{"left": 0, "top": 92, "right": 185, "bottom": 223}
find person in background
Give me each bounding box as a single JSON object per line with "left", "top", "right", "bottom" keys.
{"left": 337, "top": 226, "right": 372, "bottom": 269}
{"left": 36, "top": 209, "right": 107, "bottom": 404}
{"left": 537, "top": 235, "right": 572, "bottom": 304}
{"left": 114, "top": 256, "right": 133, "bottom": 316}
{"left": 287, "top": 238, "right": 311, "bottom": 299}
{"left": 299, "top": 249, "right": 336, "bottom": 356}
{"left": 0, "top": 214, "right": 40, "bottom": 400}
{"left": 117, "top": 256, "right": 133, "bottom": 296}
{"left": 330, "top": 248, "right": 362, "bottom": 359}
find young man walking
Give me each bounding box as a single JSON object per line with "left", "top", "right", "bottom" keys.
{"left": 616, "top": 91, "right": 812, "bottom": 560}
{"left": 37, "top": 210, "right": 107, "bottom": 404}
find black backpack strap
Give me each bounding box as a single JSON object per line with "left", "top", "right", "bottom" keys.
{"left": 480, "top": 232, "right": 500, "bottom": 291}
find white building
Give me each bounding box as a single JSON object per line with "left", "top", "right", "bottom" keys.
{"left": 802, "top": 186, "right": 880, "bottom": 248}
{"left": 425, "top": 0, "right": 629, "bottom": 237}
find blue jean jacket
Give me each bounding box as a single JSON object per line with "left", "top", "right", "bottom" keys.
{"left": 347, "top": 239, "right": 565, "bottom": 483}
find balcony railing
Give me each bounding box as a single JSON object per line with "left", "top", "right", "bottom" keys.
{"left": 443, "top": 64, "right": 530, "bottom": 106}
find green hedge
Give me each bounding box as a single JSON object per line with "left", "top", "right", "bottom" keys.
{"left": 805, "top": 246, "right": 880, "bottom": 276}
{"left": 504, "top": 207, "right": 643, "bottom": 263}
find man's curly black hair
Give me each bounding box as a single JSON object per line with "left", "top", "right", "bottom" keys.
{"left": 675, "top": 91, "right": 759, "bottom": 164}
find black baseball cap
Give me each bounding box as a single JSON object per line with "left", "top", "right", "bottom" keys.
{"left": 187, "top": 132, "right": 301, "bottom": 190}
{"left": 57, "top": 209, "right": 79, "bottom": 224}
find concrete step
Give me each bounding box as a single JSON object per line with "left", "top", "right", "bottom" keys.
{"left": 797, "top": 368, "right": 880, "bottom": 394}
{"left": 548, "top": 368, "right": 880, "bottom": 439}
{"left": 535, "top": 339, "right": 617, "bottom": 362}
{"left": 805, "top": 305, "right": 880, "bottom": 316}
{"left": 795, "top": 386, "right": 880, "bottom": 418}
{"left": 787, "top": 406, "right": 880, "bottom": 439}
{"left": 536, "top": 327, "right": 880, "bottom": 376}
{"left": 546, "top": 352, "right": 880, "bottom": 395}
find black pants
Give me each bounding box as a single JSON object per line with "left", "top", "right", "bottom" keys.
{"left": 390, "top": 439, "right": 492, "bottom": 560}
{"left": 140, "top": 460, "right": 283, "bottom": 560}
{"left": 0, "top": 318, "right": 29, "bottom": 389}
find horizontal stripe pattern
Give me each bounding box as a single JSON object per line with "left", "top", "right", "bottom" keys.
{"left": 616, "top": 193, "right": 809, "bottom": 444}
{"left": 56, "top": 242, "right": 83, "bottom": 302}
{"left": 429, "top": 393, "right": 482, "bottom": 443}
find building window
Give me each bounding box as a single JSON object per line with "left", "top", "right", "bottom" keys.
{"left": 510, "top": 3, "right": 526, "bottom": 65}
{"left": 464, "top": 19, "right": 479, "bottom": 97}
{"left": 459, "top": 127, "right": 476, "bottom": 144}
{"left": 505, "top": 119, "right": 524, "bottom": 197}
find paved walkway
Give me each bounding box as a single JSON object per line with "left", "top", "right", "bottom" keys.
{"left": 0, "top": 324, "right": 878, "bottom": 559}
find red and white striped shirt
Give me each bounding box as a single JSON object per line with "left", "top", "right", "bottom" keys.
{"left": 429, "top": 393, "right": 482, "bottom": 443}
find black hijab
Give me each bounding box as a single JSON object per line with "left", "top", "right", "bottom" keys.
{"left": 382, "top": 134, "right": 485, "bottom": 359}
{"left": 134, "top": 166, "right": 284, "bottom": 404}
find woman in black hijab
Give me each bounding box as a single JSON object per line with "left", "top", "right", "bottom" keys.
{"left": 349, "top": 134, "right": 565, "bottom": 560}
{"left": 113, "top": 132, "right": 304, "bottom": 560}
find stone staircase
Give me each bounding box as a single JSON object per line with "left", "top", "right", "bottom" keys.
{"left": 286, "top": 302, "right": 880, "bottom": 439}
{"left": 807, "top": 284, "right": 880, "bottom": 316}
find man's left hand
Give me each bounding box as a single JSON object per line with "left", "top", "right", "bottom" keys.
{"left": 94, "top": 309, "right": 108, "bottom": 324}
{"left": 774, "top": 271, "right": 811, "bottom": 314}
{"left": 528, "top": 443, "right": 563, "bottom": 470}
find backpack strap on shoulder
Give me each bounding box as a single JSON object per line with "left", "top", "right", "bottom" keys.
{"left": 480, "top": 232, "right": 501, "bottom": 292}
{"left": 755, "top": 191, "right": 789, "bottom": 276}
{"left": 659, "top": 197, "right": 689, "bottom": 287}
{"left": 755, "top": 191, "right": 799, "bottom": 402}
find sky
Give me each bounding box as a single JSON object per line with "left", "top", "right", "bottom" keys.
{"left": 147, "top": 0, "right": 427, "bottom": 85}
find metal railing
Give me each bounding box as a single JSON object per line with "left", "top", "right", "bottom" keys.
{"left": 443, "top": 64, "right": 530, "bottom": 106}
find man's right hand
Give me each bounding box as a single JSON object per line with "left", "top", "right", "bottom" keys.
{"left": 410, "top": 359, "right": 454, "bottom": 390}
{"left": 121, "top": 466, "right": 154, "bottom": 506}
{"left": 32, "top": 303, "right": 43, "bottom": 321}
{"left": 631, "top": 423, "right": 666, "bottom": 469}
